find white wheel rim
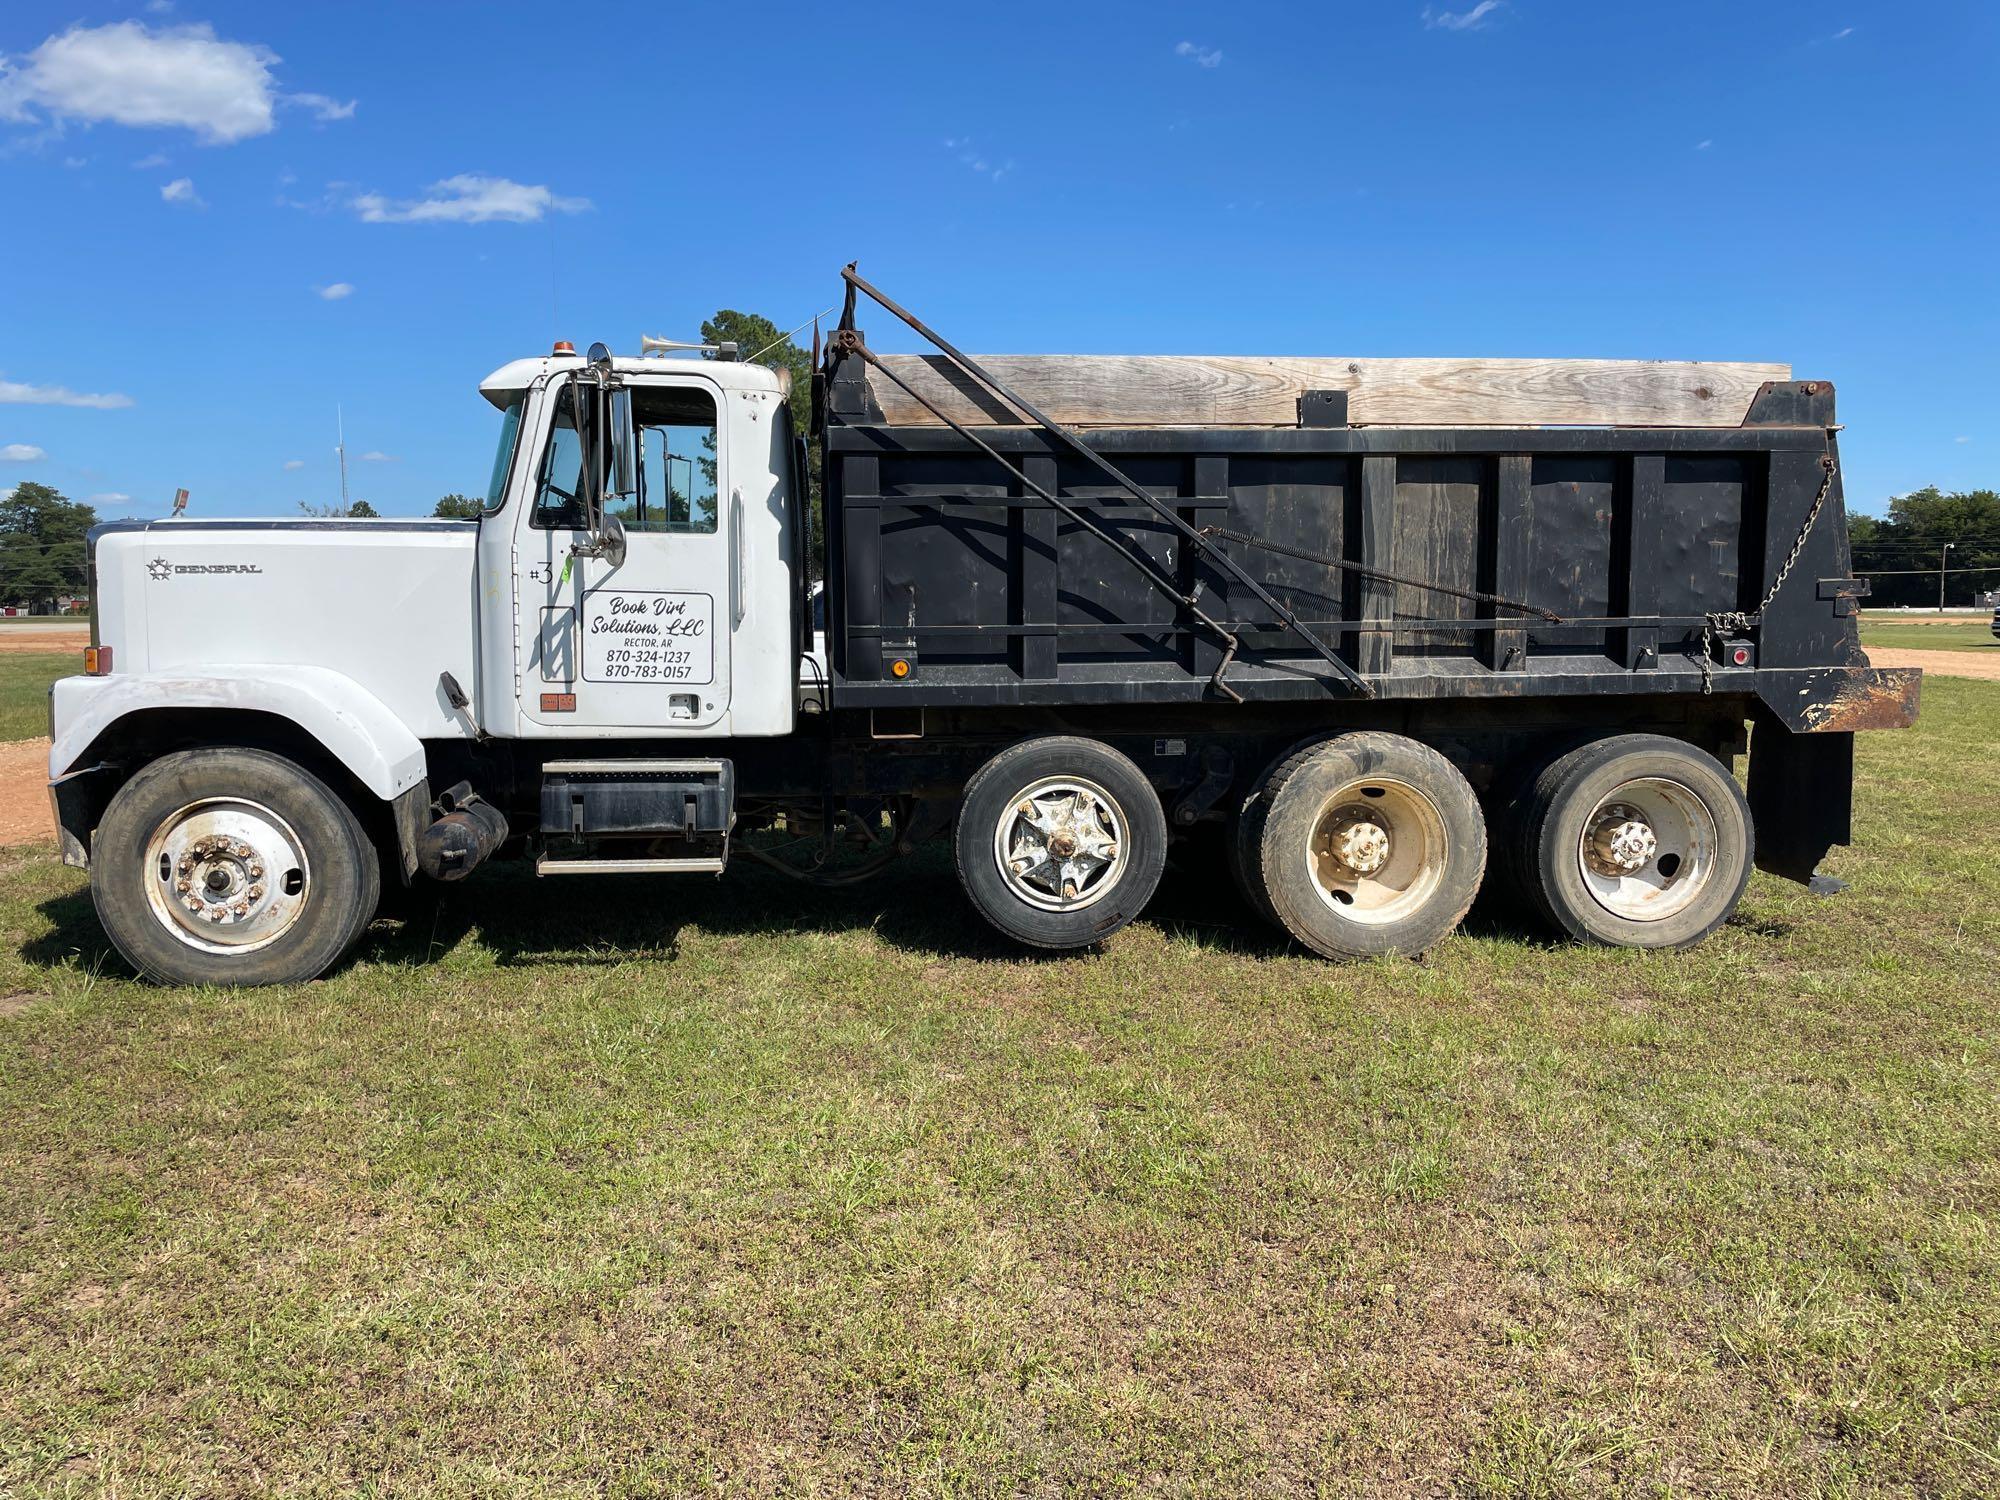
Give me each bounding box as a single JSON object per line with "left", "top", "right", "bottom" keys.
{"left": 1575, "top": 776, "right": 1717, "bottom": 923}
{"left": 1305, "top": 776, "right": 1449, "bottom": 925}
{"left": 142, "top": 797, "right": 312, "bottom": 955}
{"left": 992, "top": 775, "right": 1130, "bottom": 913}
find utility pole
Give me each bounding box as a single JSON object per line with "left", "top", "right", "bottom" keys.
{"left": 334, "top": 406, "right": 350, "bottom": 516}
{"left": 1939, "top": 541, "right": 1955, "bottom": 612}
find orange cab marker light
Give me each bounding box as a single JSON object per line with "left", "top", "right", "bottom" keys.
{"left": 552, "top": 340, "right": 576, "bottom": 356}
{"left": 84, "top": 646, "right": 112, "bottom": 676}
{"left": 889, "top": 658, "right": 911, "bottom": 678}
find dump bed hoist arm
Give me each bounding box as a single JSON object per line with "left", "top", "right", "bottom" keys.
{"left": 835, "top": 264, "right": 1374, "bottom": 700}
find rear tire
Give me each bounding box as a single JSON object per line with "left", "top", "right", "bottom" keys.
{"left": 954, "top": 736, "right": 1167, "bottom": 951}
{"left": 1255, "top": 732, "right": 1486, "bottom": 959}
{"left": 1512, "top": 733, "right": 1751, "bottom": 949}
{"left": 1226, "top": 782, "right": 1280, "bottom": 930}
{"left": 91, "top": 748, "right": 381, "bottom": 986}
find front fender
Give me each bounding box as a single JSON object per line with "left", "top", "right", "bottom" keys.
{"left": 48, "top": 665, "right": 428, "bottom": 800}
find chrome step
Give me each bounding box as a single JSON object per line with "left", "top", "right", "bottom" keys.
{"left": 535, "top": 853, "right": 726, "bottom": 876}
{"left": 542, "top": 758, "right": 728, "bottom": 775}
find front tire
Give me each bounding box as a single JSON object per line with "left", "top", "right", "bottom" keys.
{"left": 954, "top": 736, "right": 1167, "bottom": 950}
{"left": 92, "top": 748, "right": 382, "bottom": 986}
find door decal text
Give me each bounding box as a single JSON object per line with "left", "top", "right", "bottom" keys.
{"left": 581, "top": 589, "right": 714, "bottom": 685}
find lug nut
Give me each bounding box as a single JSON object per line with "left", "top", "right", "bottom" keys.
{"left": 248, "top": 864, "right": 264, "bottom": 879}
{"left": 247, "top": 884, "right": 263, "bottom": 900}
{"left": 232, "top": 903, "right": 248, "bottom": 918}
{"left": 208, "top": 908, "right": 226, "bottom": 922}
{"left": 175, "top": 879, "right": 191, "bottom": 894}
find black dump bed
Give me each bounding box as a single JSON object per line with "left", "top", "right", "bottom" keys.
{"left": 817, "top": 338, "right": 1916, "bottom": 746}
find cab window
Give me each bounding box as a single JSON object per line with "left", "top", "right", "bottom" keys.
{"left": 532, "top": 382, "right": 719, "bottom": 533}
{"left": 531, "top": 386, "right": 590, "bottom": 531}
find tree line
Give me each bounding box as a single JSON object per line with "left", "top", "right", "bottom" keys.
{"left": 1848, "top": 486, "right": 2000, "bottom": 608}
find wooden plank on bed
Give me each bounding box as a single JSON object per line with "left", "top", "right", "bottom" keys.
{"left": 863, "top": 354, "right": 1791, "bottom": 430}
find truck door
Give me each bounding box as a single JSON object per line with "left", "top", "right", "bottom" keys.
{"left": 521, "top": 374, "right": 733, "bottom": 732}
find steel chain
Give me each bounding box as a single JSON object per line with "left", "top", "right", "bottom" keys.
{"left": 1693, "top": 448, "right": 1837, "bottom": 694}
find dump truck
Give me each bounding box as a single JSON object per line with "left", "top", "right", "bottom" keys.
{"left": 48, "top": 267, "right": 1919, "bottom": 985}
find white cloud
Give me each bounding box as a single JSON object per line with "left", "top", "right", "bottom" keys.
{"left": 1695, "top": 139, "right": 1713, "bottom": 150}
{"left": 315, "top": 281, "right": 354, "bottom": 300}
{"left": 0, "top": 379, "right": 132, "bottom": 410}
{"left": 88, "top": 491, "right": 131, "bottom": 504}
{"left": 286, "top": 91, "right": 355, "bottom": 122}
{"left": 282, "top": 459, "right": 305, "bottom": 470}
{"left": 1832, "top": 26, "right": 1854, "bottom": 39}
{"left": 131, "top": 151, "right": 169, "bottom": 169}
{"left": 1, "top": 444, "right": 47, "bottom": 462}
{"left": 359, "top": 451, "right": 396, "bottom": 462}
{"left": 1955, "top": 435, "right": 1970, "bottom": 444}
{"left": 62, "top": 154, "right": 87, "bottom": 167}
{"left": 160, "top": 175, "right": 203, "bottom": 206}
{"left": 1174, "top": 41, "right": 1223, "bottom": 68}
{"left": 1423, "top": 1, "right": 1502, "bottom": 30}
{"left": 0, "top": 22, "right": 283, "bottom": 144}
{"left": 942, "top": 137, "right": 1015, "bottom": 183}
{"left": 352, "top": 174, "right": 589, "bottom": 225}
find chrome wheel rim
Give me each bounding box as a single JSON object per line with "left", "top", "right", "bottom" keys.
{"left": 1576, "top": 776, "right": 1717, "bottom": 923}
{"left": 1306, "top": 776, "right": 1449, "bottom": 925}
{"left": 992, "top": 776, "right": 1129, "bottom": 912}
{"left": 142, "top": 798, "right": 312, "bottom": 955}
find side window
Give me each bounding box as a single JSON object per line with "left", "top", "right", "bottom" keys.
{"left": 533, "top": 381, "right": 719, "bottom": 533}
{"left": 614, "top": 386, "right": 719, "bottom": 534}
{"left": 531, "top": 387, "right": 590, "bottom": 531}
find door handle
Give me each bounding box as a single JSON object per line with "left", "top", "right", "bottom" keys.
{"left": 732, "top": 488, "right": 746, "bottom": 628}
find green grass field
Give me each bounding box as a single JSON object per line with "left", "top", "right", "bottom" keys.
{"left": 0, "top": 651, "right": 72, "bottom": 741}
{"left": 0, "top": 680, "right": 1994, "bottom": 1495}
{"left": 1858, "top": 618, "right": 1998, "bottom": 653}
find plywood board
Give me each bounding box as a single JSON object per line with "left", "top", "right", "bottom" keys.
{"left": 863, "top": 354, "right": 1791, "bottom": 429}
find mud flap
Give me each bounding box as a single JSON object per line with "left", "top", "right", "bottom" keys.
{"left": 1746, "top": 710, "right": 1853, "bottom": 893}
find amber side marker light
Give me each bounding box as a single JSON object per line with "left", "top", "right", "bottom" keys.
{"left": 83, "top": 646, "right": 112, "bottom": 676}
{"left": 889, "top": 658, "right": 911, "bottom": 678}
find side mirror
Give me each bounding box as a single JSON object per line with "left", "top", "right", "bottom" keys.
{"left": 607, "top": 387, "right": 636, "bottom": 503}
{"left": 597, "top": 512, "right": 627, "bottom": 571}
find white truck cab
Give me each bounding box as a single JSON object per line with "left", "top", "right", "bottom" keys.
{"left": 473, "top": 347, "right": 807, "bottom": 739}
{"left": 50, "top": 342, "right": 813, "bottom": 985}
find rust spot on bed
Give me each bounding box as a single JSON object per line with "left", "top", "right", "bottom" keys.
{"left": 1795, "top": 667, "right": 1922, "bottom": 733}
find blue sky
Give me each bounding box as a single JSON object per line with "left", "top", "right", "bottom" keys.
{"left": 1, "top": 1, "right": 1993, "bottom": 519}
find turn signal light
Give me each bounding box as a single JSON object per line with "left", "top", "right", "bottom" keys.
{"left": 889, "top": 658, "right": 911, "bottom": 678}
{"left": 83, "top": 646, "right": 112, "bottom": 675}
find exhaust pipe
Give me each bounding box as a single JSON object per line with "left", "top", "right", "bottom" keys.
{"left": 417, "top": 781, "right": 509, "bottom": 881}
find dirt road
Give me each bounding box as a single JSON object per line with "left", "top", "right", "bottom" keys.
{"left": 1864, "top": 647, "right": 2000, "bottom": 682}
{"left": 0, "top": 627, "right": 86, "bottom": 655}
{"left": 0, "top": 740, "right": 51, "bottom": 845}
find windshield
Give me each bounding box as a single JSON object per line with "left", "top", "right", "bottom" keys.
{"left": 483, "top": 395, "right": 524, "bottom": 511}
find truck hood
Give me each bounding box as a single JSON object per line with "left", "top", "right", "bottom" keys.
{"left": 92, "top": 518, "right": 482, "bottom": 741}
